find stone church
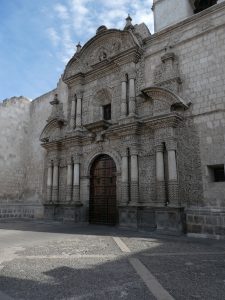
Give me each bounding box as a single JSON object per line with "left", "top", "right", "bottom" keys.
{"left": 0, "top": 0, "right": 225, "bottom": 238}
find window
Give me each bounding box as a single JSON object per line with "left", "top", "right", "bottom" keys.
{"left": 103, "top": 104, "right": 111, "bottom": 120}
{"left": 194, "top": 0, "right": 217, "bottom": 14}
{"left": 208, "top": 165, "right": 225, "bottom": 182}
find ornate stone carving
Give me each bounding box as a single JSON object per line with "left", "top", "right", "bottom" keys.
{"left": 153, "top": 52, "right": 182, "bottom": 94}
{"left": 166, "top": 139, "right": 177, "bottom": 151}
{"left": 48, "top": 94, "right": 65, "bottom": 123}
{"left": 63, "top": 30, "right": 141, "bottom": 81}
{"left": 40, "top": 95, "right": 66, "bottom": 143}
{"left": 142, "top": 86, "right": 188, "bottom": 117}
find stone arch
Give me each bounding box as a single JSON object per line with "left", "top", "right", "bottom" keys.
{"left": 40, "top": 119, "right": 64, "bottom": 142}
{"left": 91, "top": 88, "right": 112, "bottom": 122}
{"left": 83, "top": 147, "right": 121, "bottom": 177}
{"left": 142, "top": 86, "right": 189, "bottom": 116}
{"left": 94, "top": 88, "right": 112, "bottom": 106}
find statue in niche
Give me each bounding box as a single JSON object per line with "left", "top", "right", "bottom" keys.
{"left": 98, "top": 48, "right": 107, "bottom": 61}
{"left": 194, "top": 0, "right": 217, "bottom": 13}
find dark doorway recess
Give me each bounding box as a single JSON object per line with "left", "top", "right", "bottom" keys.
{"left": 89, "top": 155, "right": 117, "bottom": 225}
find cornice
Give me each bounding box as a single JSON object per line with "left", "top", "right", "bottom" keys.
{"left": 41, "top": 112, "right": 184, "bottom": 150}
{"left": 142, "top": 112, "right": 184, "bottom": 129}
{"left": 41, "top": 140, "right": 62, "bottom": 151}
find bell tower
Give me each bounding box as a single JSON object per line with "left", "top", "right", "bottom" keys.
{"left": 152, "top": 0, "right": 221, "bottom": 32}
{"left": 152, "top": 0, "right": 193, "bottom": 32}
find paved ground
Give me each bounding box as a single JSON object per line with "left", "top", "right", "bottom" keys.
{"left": 0, "top": 221, "right": 225, "bottom": 300}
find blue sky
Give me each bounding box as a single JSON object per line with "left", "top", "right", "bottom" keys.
{"left": 0, "top": 0, "right": 154, "bottom": 100}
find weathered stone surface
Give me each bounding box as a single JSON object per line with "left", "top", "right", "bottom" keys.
{"left": 0, "top": 2, "right": 225, "bottom": 237}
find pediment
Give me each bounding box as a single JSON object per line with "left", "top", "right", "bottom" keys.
{"left": 40, "top": 118, "right": 65, "bottom": 143}
{"left": 142, "top": 86, "right": 189, "bottom": 116}
{"left": 63, "top": 29, "right": 141, "bottom": 82}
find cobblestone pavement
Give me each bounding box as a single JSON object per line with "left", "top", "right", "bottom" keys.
{"left": 0, "top": 221, "right": 225, "bottom": 300}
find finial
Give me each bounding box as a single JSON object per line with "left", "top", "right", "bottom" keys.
{"left": 96, "top": 25, "right": 107, "bottom": 35}
{"left": 124, "top": 14, "right": 134, "bottom": 30}
{"left": 76, "top": 42, "right": 82, "bottom": 53}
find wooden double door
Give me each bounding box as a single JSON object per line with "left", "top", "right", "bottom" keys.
{"left": 89, "top": 155, "right": 117, "bottom": 225}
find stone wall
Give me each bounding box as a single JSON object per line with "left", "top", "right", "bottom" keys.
{"left": 144, "top": 2, "right": 225, "bottom": 236}
{"left": 23, "top": 90, "right": 55, "bottom": 204}
{"left": 145, "top": 2, "right": 225, "bottom": 206}
{"left": 0, "top": 78, "right": 68, "bottom": 219}
{"left": 153, "top": 0, "right": 193, "bottom": 32}
{"left": 0, "top": 3, "right": 225, "bottom": 237}
{"left": 0, "top": 97, "right": 30, "bottom": 202}
{"left": 24, "top": 78, "right": 68, "bottom": 205}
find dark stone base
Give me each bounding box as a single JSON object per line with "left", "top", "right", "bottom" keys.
{"left": 186, "top": 208, "right": 225, "bottom": 239}
{"left": 119, "top": 206, "right": 138, "bottom": 228}
{"left": 119, "top": 205, "right": 185, "bottom": 234}
{"left": 0, "top": 204, "right": 44, "bottom": 219}
{"left": 44, "top": 203, "right": 84, "bottom": 223}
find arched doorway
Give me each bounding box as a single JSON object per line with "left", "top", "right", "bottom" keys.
{"left": 89, "top": 154, "right": 117, "bottom": 225}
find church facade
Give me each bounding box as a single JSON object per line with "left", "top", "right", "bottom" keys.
{"left": 0, "top": 0, "right": 225, "bottom": 238}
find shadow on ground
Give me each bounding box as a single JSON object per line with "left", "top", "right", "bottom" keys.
{"left": 0, "top": 221, "right": 225, "bottom": 299}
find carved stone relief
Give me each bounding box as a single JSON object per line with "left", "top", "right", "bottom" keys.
{"left": 153, "top": 52, "right": 182, "bottom": 94}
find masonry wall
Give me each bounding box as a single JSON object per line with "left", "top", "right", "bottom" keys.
{"left": 24, "top": 78, "right": 68, "bottom": 204}
{"left": 0, "top": 78, "right": 68, "bottom": 219}
{"left": 23, "top": 90, "right": 55, "bottom": 204}
{"left": 144, "top": 2, "right": 225, "bottom": 237}
{"left": 0, "top": 97, "right": 30, "bottom": 202}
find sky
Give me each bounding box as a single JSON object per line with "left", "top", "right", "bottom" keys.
{"left": 0, "top": 0, "right": 154, "bottom": 101}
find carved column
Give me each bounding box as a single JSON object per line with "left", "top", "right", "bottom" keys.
{"left": 76, "top": 91, "right": 83, "bottom": 128}
{"left": 121, "top": 151, "right": 129, "bottom": 204}
{"left": 70, "top": 97, "right": 76, "bottom": 129}
{"left": 166, "top": 140, "right": 179, "bottom": 206}
{"left": 130, "top": 149, "right": 139, "bottom": 204}
{"left": 155, "top": 144, "right": 166, "bottom": 204}
{"left": 121, "top": 74, "right": 127, "bottom": 118}
{"left": 46, "top": 161, "right": 53, "bottom": 203}
{"left": 73, "top": 158, "right": 80, "bottom": 204}
{"left": 66, "top": 158, "right": 73, "bottom": 203}
{"left": 52, "top": 160, "right": 59, "bottom": 203}
{"left": 128, "top": 72, "right": 136, "bottom": 117}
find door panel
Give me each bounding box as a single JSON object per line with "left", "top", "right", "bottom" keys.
{"left": 89, "top": 155, "right": 117, "bottom": 225}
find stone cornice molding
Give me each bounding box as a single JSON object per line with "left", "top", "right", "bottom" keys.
{"left": 66, "top": 73, "right": 84, "bottom": 88}
{"left": 41, "top": 140, "right": 62, "bottom": 151}
{"left": 142, "top": 112, "right": 183, "bottom": 129}
{"left": 106, "top": 121, "right": 142, "bottom": 138}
